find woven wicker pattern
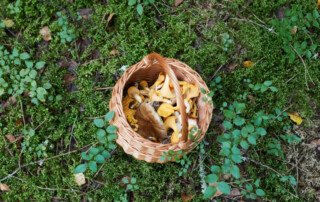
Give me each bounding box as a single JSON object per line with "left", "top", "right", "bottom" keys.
{"left": 109, "top": 53, "right": 213, "bottom": 163}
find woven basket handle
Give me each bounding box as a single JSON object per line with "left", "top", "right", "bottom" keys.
{"left": 145, "top": 53, "right": 188, "bottom": 143}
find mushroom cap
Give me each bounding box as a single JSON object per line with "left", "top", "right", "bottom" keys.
{"left": 135, "top": 102, "right": 167, "bottom": 142}
{"left": 157, "top": 103, "right": 179, "bottom": 118}
{"left": 151, "top": 72, "right": 165, "bottom": 89}
{"left": 139, "top": 80, "right": 149, "bottom": 89}
{"left": 159, "top": 74, "right": 175, "bottom": 99}
{"left": 127, "top": 86, "right": 142, "bottom": 103}
{"left": 149, "top": 89, "right": 172, "bottom": 104}
{"left": 185, "top": 84, "right": 200, "bottom": 100}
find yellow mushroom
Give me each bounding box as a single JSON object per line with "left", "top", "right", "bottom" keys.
{"left": 127, "top": 86, "right": 143, "bottom": 103}
{"left": 159, "top": 74, "right": 175, "bottom": 99}
{"left": 164, "top": 116, "right": 180, "bottom": 144}
{"left": 185, "top": 84, "right": 199, "bottom": 100}
{"left": 150, "top": 72, "right": 165, "bottom": 89}
{"left": 157, "top": 103, "right": 179, "bottom": 118}
{"left": 122, "top": 96, "right": 138, "bottom": 130}
{"left": 179, "top": 81, "right": 190, "bottom": 95}
{"left": 139, "top": 80, "right": 149, "bottom": 90}
{"left": 149, "top": 89, "right": 172, "bottom": 104}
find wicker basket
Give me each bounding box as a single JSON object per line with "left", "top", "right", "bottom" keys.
{"left": 109, "top": 53, "right": 213, "bottom": 163}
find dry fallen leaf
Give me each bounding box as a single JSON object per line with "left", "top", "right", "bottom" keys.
{"left": 39, "top": 26, "right": 52, "bottom": 41}
{"left": 181, "top": 193, "right": 193, "bottom": 202}
{"left": 243, "top": 60, "right": 254, "bottom": 68}
{"left": 291, "top": 26, "right": 298, "bottom": 35}
{"left": 135, "top": 102, "right": 167, "bottom": 142}
{"left": 107, "top": 13, "right": 115, "bottom": 25}
{"left": 5, "top": 134, "right": 16, "bottom": 143}
{"left": 78, "top": 8, "right": 92, "bottom": 19}
{"left": 74, "top": 173, "right": 86, "bottom": 186}
{"left": 288, "top": 112, "right": 303, "bottom": 125}
{"left": 175, "top": 0, "right": 184, "bottom": 7}
{"left": 318, "top": 0, "right": 320, "bottom": 10}
{"left": 110, "top": 49, "right": 119, "bottom": 56}
{"left": 0, "top": 183, "right": 10, "bottom": 191}
{"left": 3, "top": 19, "right": 14, "bottom": 28}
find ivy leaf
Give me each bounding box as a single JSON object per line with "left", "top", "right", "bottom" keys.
{"left": 210, "top": 165, "right": 221, "bottom": 173}
{"left": 74, "top": 163, "right": 87, "bottom": 173}
{"left": 102, "top": 150, "right": 111, "bottom": 158}
{"left": 218, "top": 182, "right": 231, "bottom": 194}
{"left": 96, "top": 129, "right": 106, "bottom": 138}
{"left": 107, "top": 133, "right": 117, "bottom": 141}
{"left": 105, "top": 111, "right": 115, "bottom": 122}
{"left": 203, "top": 186, "right": 217, "bottom": 199}
{"left": 88, "top": 161, "right": 97, "bottom": 172}
{"left": 94, "top": 119, "right": 105, "bottom": 128}
{"left": 81, "top": 152, "right": 91, "bottom": 161}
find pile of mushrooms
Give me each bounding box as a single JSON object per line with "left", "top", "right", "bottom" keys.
{"left": 122, "top": 72, "right": 200, "bottom": 144}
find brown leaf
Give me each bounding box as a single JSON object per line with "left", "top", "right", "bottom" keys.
{"left": 2, "top": 96, "right": 17, "bottom": 109}
{"left": 39, "top": 26, "right": 52, "bottom": 41}
{"left": 174, "top": 0, "right": 184, "bottom": 7}
{"left": 230, "top": 188, "right": 241, "bottom": 197}
{"left": 110, "top": 49, "right": 119, "bottom": 56}
{"left": 311, "top": 139, "right": 320, "bottom": 146}
{"left": 181, "top": 193, "right": 193, "bottom": 202}
{"left": 78, "top": 8, "right": 92, "bottom": 19}
{"left": 0, "top": 183, "right": 10, "bottom": 191}
{"left": 5, "top": 134, "right": 16, "bottom": 143}
{"left": 63, "top": 73, "right": 76, "bottom": 84}
{"left": 107, "top": 13, "right": 115, "bottom": 25}
{"left": 227, "top": 63, "right": 238, "bottom": 71}
{"left": 291, "top": 26, "right": 298, "bottom": 35}
{"left": 135, "top": 102, "right": 167, "bottom": 142}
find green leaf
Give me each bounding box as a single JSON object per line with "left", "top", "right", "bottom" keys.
{"left": 102, "top": 150, "right": 111, "bottom": 158}
{"left": 269, "top": 86, "right": 278, "bottom": 92}
{"left": 210, "top": 165, "right": 221, "bottom": 173}
{"left": 29, "top": 70, "right": 37, "bottom": 78}
{"left": 246, "top": 124, "right": 254, "bottom": 133}
{"left": 128, "top": 0, "right": 137, "bottom": 6}
{"left": 131, "top": 177, "right": 137, "bottom": 184}
{"left": 223, "top": 109, "right": 235, "bottom": 119}
{"left": 203, "top": 186, "right": 217, "bottom": 199}
{"left": 43, "top": 83, "right": 52, "bottom": 89}
{"left": 136, "top": 4, "right": 143, "bottom": 15}
{"left": 94, "top": 154, "right": 105, "bottom": 163}
{"left": 94, "top": 119, "right": 105, "bottom": 128}
{"left": 234, "top": 117, "right": 245, "bottom": 126}
{"left": 218, "top": 182, "right": 231, "bottom": 194}
{"left": 240, "top": 140, "right": 249, "bottom": 150}
{"left": 107, "top": 133, "right": 117, "bottom": 141}
{"left": 35, "top": 61, "right": 46, "bottom": 69}
{"left": 96, "top": 129, "right": 106, "bottom": 138}
{"left": 105, "top": 111, "right": 115, "bottom": 122}
{"left": 231, "top": 154, "right": 242, "bottom": 163}
{"left": 89, "top": 147, "right": 99, "bottom": 155}
{"left": 248, "top": 136, "right": 257, "bottom": 145}
{"left": 256, "top": 189, "right": 265, "bottom": 197}
{"left": 81, "top": 152, "right": 91, "bottom": 161}
{"left": 246, "top": 183, "right": 253, "bottom": 191}
{"left": 313, "top": 9, "right": 320, "bottom": 19}
{"left": 223, "top": 121, "right": 233, "bottom": 130}
{"left": 88, "top": 161, "right": 97, "bottom": 172}
{"left": 25, "top": 61, "right": 33, "bottom": 68}
{"left": 260, "top": 85, "right": 268, "bottom": 92}
{"left": 205, "top": 174, "right": 218, "bottom": 183}
{"left": 74, "top": 163, "right": 87, "bottom": 173}
{"left": 254, "top": 179, "right": 261, "bottom": 187}
{"left": 289, "top": 176, "right": 297, "bottom": 185}
{"left": 106, "top": 125, "right": 117, "bottom": 133}
{"left": 231, "top": 164, "right": 240, "bottom": 179}
{"left": 20, "top": 52, "right": 30, "bottom": 60}
{"left": 256, "top": 127, "right": 267, "bottom": 136}
{"left": 263, "top": 81, "right": 272, "bottom": 86}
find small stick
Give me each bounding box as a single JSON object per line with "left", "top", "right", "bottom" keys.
{"left": 95, "top": 87, "right": 113, "bottom": 91}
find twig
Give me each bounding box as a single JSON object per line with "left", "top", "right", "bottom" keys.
{"left": 20, "top": 99, "right": 26, "bottom": 126}
{"left": 34, "top": 119, "right": 47, "bottom": 131}
{"left": 285, "top": 74, "right": 297, "bottom": 84}
{"left": 289, "top": 44, "right": 315, "bottom": 89}
{"left": 293, "top": 146, "right": 299, "bottom": 194}
{"left": 94, "top": 87, "right": 113, "bottom": 91}
{"left": 230, "top": 17, "right": 275, "bottom": 33}
{"left": 0, "top": 143, "right": 93, "bottom": 182}
{"left": 211, "top": 65, "right": 223, "bottom": 79}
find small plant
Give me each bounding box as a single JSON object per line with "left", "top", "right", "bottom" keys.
{"left": 271, "top": 6, "right": 319, "bottom": 62}
{"left": 247, "top": 80, "right": 278, "bottom": 93}
{"left": 117, "top": 177, "right": 139, "bottom": 202}
{"left": 7, "top": 0, "right": 21, "bottom": 14}
{"left": 21, "top": 128, "right": 51, "bottom": 158}
{"left": 221, "top": 33, "right": 234, "bottom": 52}
{"left": 0, "top": 46, "right": 51, "bottom": 104}
{"left": 56, "top": 12, "right": 76, "bottom": 43}
{"left": 128, "top": 0, "right": 155, "bottom": 15}
{"left": 74, "top": 111, "right": 117, "bottom": 173}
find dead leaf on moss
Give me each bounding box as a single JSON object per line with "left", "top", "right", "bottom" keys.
{"left": 3, "top": 19, "right": 14, "bottom": 28}
{"left": 0, "top": 183, "right": 10, "bottom": 191}
{"left": 291, "top": 26, "right": 298, "bottom": 35}
{"left": 181, "top": 193, "right": 193, "bottom": 202}
{"left": 318, "top": 0, "right": 320, "bottom": 10}
{"left": 288, "top": 112, "right": 303, "bottom": 125}
{"left": 78, "top": 8, "right": 92, "bottom": 19}
{"left": 74, "top": 173, "right": 86, "bottom": 186}
{"left": 110, "top": 49, "right": 119, "bottom": 56}
{"left": 107, "top": 13, "right": 115, "bottom": 25}
{"left": 5, "top": 134, "right": 16, "bottom": 143}
{"left": 175, "top": 0, "right": 184, "bottom": 7}
{"left": 39, "top": 26, "right": 52, "bottom": 41}
{"left": 243, "top": 60, "right": 254, "bottom": 68}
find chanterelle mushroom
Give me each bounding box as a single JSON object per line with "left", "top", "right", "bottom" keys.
{"left": 127, "top": 86, "right": 142, "bottom": 103}
{"left": 159, "top": 74, "right": 175, "bottom": 99}
{"left": 135, "top": 102, "right": 167, "bottom": 142}
{"left": 157, "top": 103, "right": 179, "bottom": 118}
{"left": 185, "top": 84, "right": 199, "bottom": 100}
{"left": 149, "top": 89, "right": 172, "bottom": 104}
{"left": 139, "top": 80, "right": 149, "bottom": 90}
{"left": 122, "top": 96, "right": 138, "bottom": 130}
{"left": 151, "top": 72, "right": 165, "bottom": 89}
{"left": 164, "top": 116, "right": 181, "bottom": 144}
